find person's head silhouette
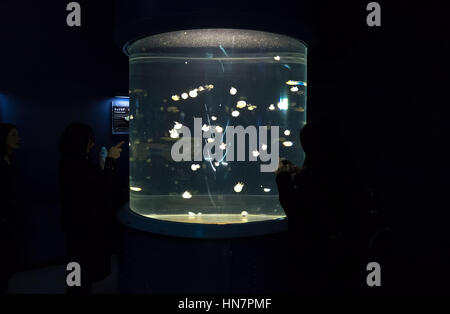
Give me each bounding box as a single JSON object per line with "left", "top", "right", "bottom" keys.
{"left": 0, "top": 123, "right": 20, "bottom": 163}
{"left": 300, "top": 118, "right": 343, "bottom": 168}
{"left": 58, "top": 122, "right": 95, "bottom": 157}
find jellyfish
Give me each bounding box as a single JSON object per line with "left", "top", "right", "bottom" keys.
{"left": 234, "top": 182, "right": 244, "bottom": 193}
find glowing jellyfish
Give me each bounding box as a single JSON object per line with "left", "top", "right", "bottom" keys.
{"left": 189, "top": 89, "right": 198, "bottom": 98}
{"left": 174, "top": 121, "right": 183, "bottom": 130}
{"left": 241, "top": 211, "right": 248, "bottom": 216}
{"left": 188, "top": 211, "right": 195, "bottom": 216}
{"left": 197, "top": 212, "right": 202, "bottom": 216}
{"left": 234, "top": 182, "right": 244, "bottom": 193}
{"left": 277, "top": 99, "right": 288, "bottom": 110}
{"left": 172, "top": 95, "right": 180, "bottom": 101}
{"left": 130, "top": 187, "right": 142, "bottom": 192}
{"left": 282, "top": 141, "right": 293, "bottom": 147}
{"left": 129, "top": 115, "right": 134, "bottom": 120}
{"left": 230, "top": 87, "right": 237, "bottom": 95}
{"left": 169, "top": 128, "right": 179, "bottom": 138}
{"left": 286, "top": 80, "right": 300, "bottom": 86}
{"left": 202, "top": 124, "right": 210, "bottom": 132}
{"left": 181, "top": 93, "right": 188, "bottom": 99}
{"left": 284, "top": 130, "right": 291, "bottom": 136}
{"left": 208, "top": 84, "right": 214, "bottom": 89}
{"left": 215, "top": 126, "right": 223, "bottom": 133}
{"left": 231, "top": 110, "right": 240, "bottom": 117}
{"left": 247, "top": 105, "right": 256, "bottom": 111}
{"left": 274, "top": 56, "right": 281, "bottom": 61}
{"left": 211, "top": 116, "right": 217, "bottom": 121}
{"left": 236, "top": 100, "right": 247, "bottom": 108}
{"left": 252, "top": 150, "right": 260, "bottom": 157}
{"left": 207, "top": 138, "right": 214, "bottom": 143}
{"left": 191, "top": 164, "right": 200, "bottom": 171}
{"left": 268, "top": 104, "right": 275, "bottom": 111}
{"left": 219, "top": 143, "right": 227, "bottom": 150}
{"left": 263, "top": 188, "right": 271, "bottom": 192}
{"left": 183, "top": 191, "right": 192, "bottom": 199}
{"left": 261, "top": 144, "right": 267, "bottom": 150}
{"left": 290, "top": 86, "right": 299, "bottom": 92}
{"left": 214, "top": 161, "right": 220, "bottom": 166}
{"left": 198, "top": 86, "right": 205, "bottom": 91}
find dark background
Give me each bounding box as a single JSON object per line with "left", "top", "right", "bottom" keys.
{"left": 0, "top": 0, "right": 449, "bottom": 293}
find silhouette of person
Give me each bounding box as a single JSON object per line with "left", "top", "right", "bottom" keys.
{"left": 276, "top": 118, "right": 370, "bottom": 295}
{"left": 0, "top": 123, "right": 21, "bottom": 294}
{"left": 58, "top": 122, "right": 124, "bottom": 294}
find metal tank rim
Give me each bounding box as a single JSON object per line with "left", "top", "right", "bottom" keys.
{"left": 117, "top": 204, "right": 288, "bottom": 239}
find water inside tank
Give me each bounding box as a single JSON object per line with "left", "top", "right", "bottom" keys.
{"left": 127, "top": 29, "right": 307, "bottom": 224}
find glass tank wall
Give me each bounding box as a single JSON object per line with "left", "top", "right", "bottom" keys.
{"left": 127, "top": 29, "right": 307, "bottom": 224}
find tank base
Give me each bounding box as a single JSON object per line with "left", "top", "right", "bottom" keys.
{"left": 117, "top": 223, "right": 290, "bottom": 294}
{"left": 117, "top": 205, "right": 288, "bottom": 239}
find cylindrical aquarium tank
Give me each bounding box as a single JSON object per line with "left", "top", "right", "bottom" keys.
{"left": 123, "top": 29, "right": 307, "bottom": 238}
{"left": 116, "top": 26, "right": 309, "bottom": 293}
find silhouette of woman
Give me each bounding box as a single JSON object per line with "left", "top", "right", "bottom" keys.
{"left": 58, "top": 122, "right": 124, "bottom": 294}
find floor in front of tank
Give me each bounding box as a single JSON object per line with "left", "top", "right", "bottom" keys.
{"left": 143, "top": 214, "right": 286, "bottom": 224}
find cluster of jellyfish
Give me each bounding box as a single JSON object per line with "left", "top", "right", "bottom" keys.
{"left": 127, "top": 52, "right": 307, "bottom": 223}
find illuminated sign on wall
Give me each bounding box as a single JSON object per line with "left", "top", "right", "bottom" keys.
{"left": 112, "top": 97, "right": 130, "bottom": 134}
